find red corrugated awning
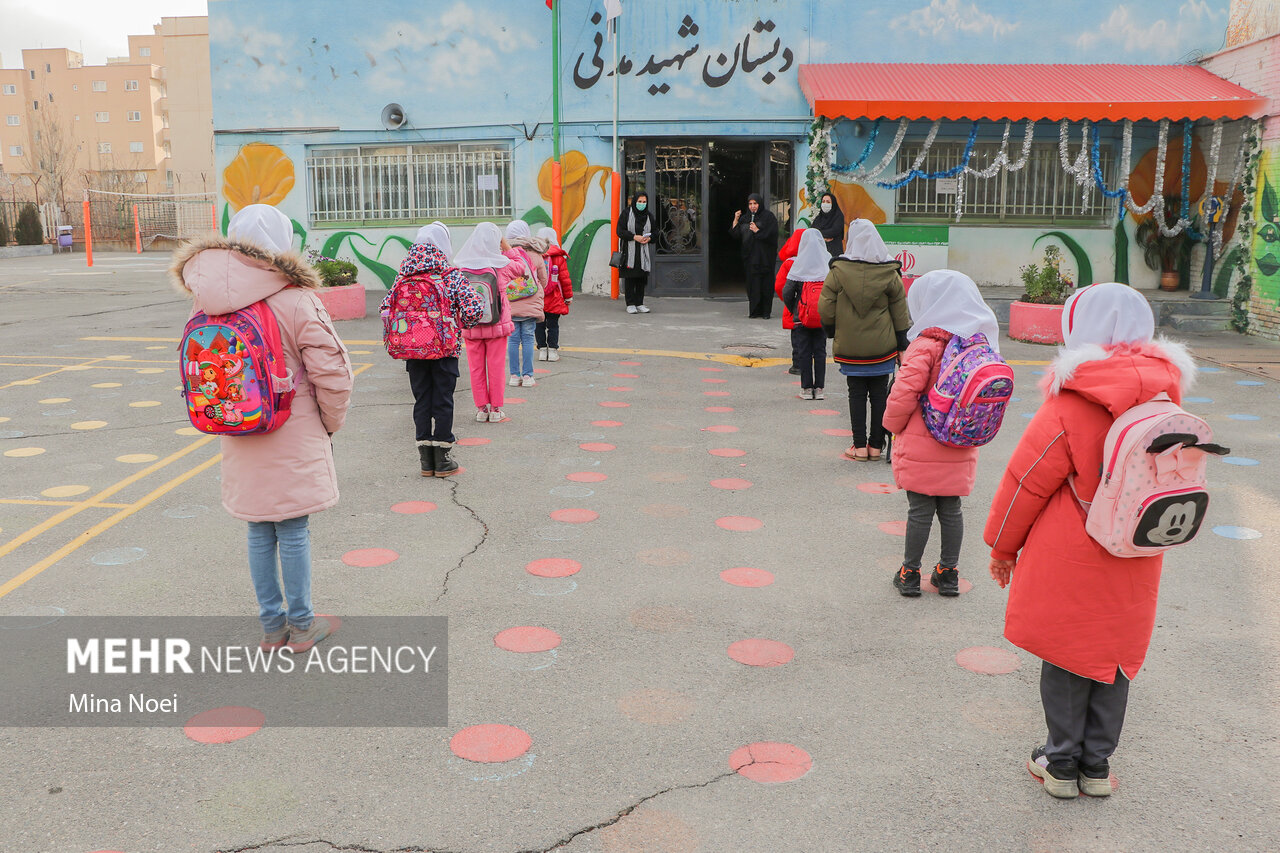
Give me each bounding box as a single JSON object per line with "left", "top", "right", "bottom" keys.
{"left": 798, "top": 63, "right": 1266, "bottom": 122}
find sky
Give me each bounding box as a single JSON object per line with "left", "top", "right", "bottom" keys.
{"left": 0, "top": 0, "right": 208, "bottom": 68}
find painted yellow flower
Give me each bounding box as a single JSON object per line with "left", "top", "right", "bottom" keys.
{"left": 539, "top": 150, "right": 610, "bottom": 233}
{"left": 222, "top": 143, "right": 295, "bottom": 210}
{"left": 802, "top": 182, "right": 885, "bottom": 224}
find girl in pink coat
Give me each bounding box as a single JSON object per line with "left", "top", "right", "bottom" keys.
{"left": 456, "top": 223, "right": 518, "bottom": 423}
{"left": 984, "top": 283, "right": 1195, "bottom": 799}
{"left": 172, "top": 204, "right": 354, "bottom": 654}
{"left": 882, "top": 270, "right": 1000, "bottom": 598}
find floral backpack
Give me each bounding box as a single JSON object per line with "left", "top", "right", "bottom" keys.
{"left": 382, "top": 270, "right": 458, "bottom": 360}
{"left": 921, "top": 333, "right": 1014, "bottom": 447}
{"left": 506, "top": 249, "right": 538, "bottom": 301}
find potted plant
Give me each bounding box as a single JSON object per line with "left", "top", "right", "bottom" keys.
{"left": 1135, "top": 196, "right": 1190, "bottom": 291}
{"left": 1009, "top": 244, "right": 1075, "bottom": 344}
{"left": 306, "top": 249, "right": 367, "bottom": 320}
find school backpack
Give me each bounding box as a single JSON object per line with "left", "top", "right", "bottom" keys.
{"left": 179, "top": 301, "right": 295, "bottom": 435}
{"left": 460, "top": 270, "right": 501, "bottom": 325}
{"left": 506, "top": 251, "right": 538, "bottom": 302}
{"left": 382, "top": 271, "right": 459, "bottom": 360}
{"left": 921, "top": 333, "right": 1014, "bottom": 447}
{"left": 1078, "top": 393, "right": 1228, "bottom": 557}
{"left": 795, "top": 279, "right": 825, "bottom": 329}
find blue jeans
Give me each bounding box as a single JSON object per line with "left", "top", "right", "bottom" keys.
{"left": 508, "top": 318, "right": 536, "bottom": 377}
{"left": 247, "top": 516, "right": 313, "bottom": 632}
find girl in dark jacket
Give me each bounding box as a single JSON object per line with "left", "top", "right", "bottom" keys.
{"left": 732, "top": 192, "right": 779, "bottom": 319}
{"left": 811, "top": 191, "right": 845, "bottom": 258}
{"left": 617, "top": 192, "right": 655, "bottom": 313}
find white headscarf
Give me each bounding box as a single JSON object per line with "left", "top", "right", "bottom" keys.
{"left": 536, "top": 226, "right": 560, "bottom": 247}
{"left": 227, "top": 204, "right": 293, "bottom": 254}
{"left": 841, "top": 219, "right": 892, "bottom": 263}
{"left": 415, "top": 222, "right": 452, "bottom": 258}
{"left": 788, "top": 228, "right": 832, "bottom": 281}
{"left": 906, "top": 269, "right": 1002, "bottom": 353}
{"left": 452, "top": 222, "right": 511, "bottom": 271}
{"left": 1061, "top": 282, "right": 1155, "bottom": 350}
{"left": 506, "top": 220, "right": 532, "bottom": 241}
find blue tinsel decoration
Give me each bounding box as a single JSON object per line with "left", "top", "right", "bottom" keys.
{"left": 831, "top": 119, "right": 882, "bottom": 175}
{"left": 877, "top": 122, "right": 980, "bottom": 190}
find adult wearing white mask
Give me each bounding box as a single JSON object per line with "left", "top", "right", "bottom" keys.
{"left": 171, "top": 203, "right": 354, "bottom": 655}
{"left": 811, "top": 191, "right": 845, "bottom": 259}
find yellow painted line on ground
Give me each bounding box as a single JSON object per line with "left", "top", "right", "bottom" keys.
{"left": 0, "top": 499, "right": 132, "bottom": 509}
{"left": 0, "top": 452, "right": 222, "bottom": 600}
{"left": 81, "top": 336, "right": 180, "bottom": 343}
{"left": 0, "top": 437, "right": 214, "bottom": 561}
{"left": 0, "top": 357, "right": 111, "bottom": 391}
{"left": 0, "top": 355, "right": 172, "bottom": 364}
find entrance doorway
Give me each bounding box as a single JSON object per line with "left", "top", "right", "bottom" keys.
{"left": 708, "top": 143, "right": 757, "bottom": 293}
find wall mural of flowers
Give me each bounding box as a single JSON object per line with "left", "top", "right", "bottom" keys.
{"left": 1250, "top": 149, "right": 1280, "bottom": 302}
{"left": 220, "top": 142, "right": 308, "bottom": 249}
{"left": 796, "top": 181, "right": 886, "bottom": 228}
{"left": 527, "top": 150, "right": 613, "bottom": 291}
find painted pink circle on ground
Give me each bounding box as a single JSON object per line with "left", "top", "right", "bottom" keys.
{"left": 716, "top": 516, "right": 763, "bottom": 532}
{"left": 857, "top": 482, "right": 900, "bottom": 494}
{"left": 613, "top": 373, "right": 640, "bottom": 378}
{"left": 702, "top": 378, "right": 728, "bottom": 384}
{"left": 591, "top": 420, "right": 624, "bottom": 427}
{"left": 457, "top": 436, "right": 491, "bottom": 446}
{"left": 494, "top": 626, "right": 562, "bottom": 653}
{"left": 599, "top": 401, "right": 631, "bottom": 408}
{"left": 922, "top": 577, "right": 974, "bottom": 595}
{"left": 580, "top": 442, "right": 616, "bottom": 452}
{"left": 729, "top": 742, "right": 813, "bottom": 783}
{"left": 704, "top": 406, "right": 735, "bottom": 413}
{"left": 720, "top": 567, "right": 775, "bottom": 588}
{"left": 711, "top": 478, "right": 753, "bottom": 490}
{"left": 534, "top": 368, "right": 550, "bottom": 374}
{"left": 823, "top": 428, "right": 855, "bottom": 437}
{"left": 526, "top": 558, "right": 581, "bottom": 578}
{"left": 506, "top": 397, "right": 527, "bottom": 404}
{"left": 619, "top": 360, "right": 642, "bottom": 366}
{"left": 567, "top": 471, "right": 608, "bottom": 483}
{"left": 956, "top": 646, "right": 1022, "bottom": 675}
{"left": 183, "top": 706, "right": 265, "bottom": 744}
{"left": 728, "top": 638, "right": 795, "bottom": 667}
{"left": 809, "top": 409, "right": 840, "bottom": 416}
{"left": 551, "top": 508, "right": 599, "bottom": 524}
{"left": 702, "top": 425, "right": 739, "bottom": 433}
{"left": 791, "top": 380, "right": 802, "bottom": 386}
{"left": 342, "top": 548, "right": 399, "bottom": 567}
{"left": 391, "top": 501, "right": 438, "bottom": 514}
{"left": 709, "top": 448, "right": 746, "bottom": 458}
{"left": 877, "top": 521, "right": 907, "bottom": 536}
{"left": 450, "top": 724, "right": 532, "bottom": 763}
{"left": 608, "top": 386, "right": 634, "bottom": 392}
{"left": 704, "top": 390, "right": 731, "bottom": 397}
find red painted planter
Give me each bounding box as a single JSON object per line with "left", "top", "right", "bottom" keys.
{"left": 315, "top": 283, "right": 367, "bottom": 320}
{"left": 1008, "top": 300, "right": 1065, "bottom": 345}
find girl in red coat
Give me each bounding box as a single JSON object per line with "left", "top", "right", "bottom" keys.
{"left": 535, "top": 226, "right": 572, "bottom": 362}
{"left": 774, "top": 229, "right": 805, "bottom": 377}
{"left": 984, "top": 282, "right": 1196, "bottom": 799}
{"left": 882, "top": 270, "right": 1000, "bottom": 597}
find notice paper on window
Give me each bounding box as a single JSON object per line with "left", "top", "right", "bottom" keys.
{"left": 476, "top": 174, "right": 499, "bottom": 191}
{"left": 934, "top": 178, "right": 958, "bottom": 195}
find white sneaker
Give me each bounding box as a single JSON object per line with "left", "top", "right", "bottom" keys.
{"left": 537, "top": 348, "right": 549, "bottom": 361}
{"left": 626, "top": 305, "right": 638, "bottom": 314}
{"left": 488, "top": 409, "right": 506, "bottom": 423}
{"left": 508, "top": 375, "right": 521, "bottom": 387}
{"left": 797, "top": 389, "right": 814, "bottom": 400}
{"left": 475, "top": 408, "right": 489, "bottom": 422}
{"left": 547, "top": 349, "right": 560, "bottom": 362}
{"left": 814, "top": 388, "right": 825, "bottom": 400}
{"left": 636, "top": 305, "right": 650, "bottom": 313}
{"left": 520, "top": 375, "right": 536, "bottom": 387}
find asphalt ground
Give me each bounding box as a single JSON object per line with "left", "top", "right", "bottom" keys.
{"left": 0, "top": 252, "right": 1277, "bottom": 853}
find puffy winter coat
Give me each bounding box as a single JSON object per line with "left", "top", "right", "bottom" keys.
{"left": 505, "top": 247, "right": 545, "bottom": 322}
{"left": 542, "top": 244, "right": 573, "bottom": 315}
{"left": 882, "top": 328, "right": 979, "bottom": 497}
{"left": 983, "top": 339, "right": 1196, "bottom": 682}
{"left": 818, "top": 258, "right": 910, "bottom": 368}
{"left": 171, "top": 237, "right": 354, "bottom": 523}
{"left": 773, "top": 230, "right": 804, "bottom": 330}
{"left": 461, "top": 264, "right": 516, "bottom": 341}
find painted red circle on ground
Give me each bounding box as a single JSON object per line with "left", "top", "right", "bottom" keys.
{"left": 183, "top": 706, "right": 266, "bottom": 744}
{"left": 809, "top": 409, "right": 840, "bottom": 416}
{"left": 877, "top": 521, "right": 907, "bottom": 536}
{"left": 567, "top": 471, "right": 608, "bottom": 483}
{"left": 704, "top": 390, "right": 731, "bottom": 397}
{"left": 457, "top": 436, "right": 491, "bottom": 446}
{"left": 823, "top": 428, "right": 855, "bottom": 437}
{"left": 591, "top": 420, "right": 623, "bottom": 427}
{"left": 711, "top": 478, "right": 753, "bottom": 490}
{"left": 709, "top": 448, "right": 746, "bottom": 458}
{"left": 702, "top": 378, "right": 728, "bottom": 384}
{"left": 534, "top": 368, "right": 550, "bottom": 374}
{"left": 720, "top": 567, "right": 775, "bottom": 587}
{"left": 450, "top": 724, "right": 532, "bottom": 763}
{"left": 608, "top": 386, "right": 634, "bottom": 392}
{"left": 857, "top": 483, "right": 899, "bottom": 494}
{"left": 728, "top": 638, "right": 795, "bottom": 667}
{"left": 613, "top": 373, "right": 640, "bottom": 378}
{"left": 717, "top": 516, "right": 763, "bottom": 532}
{"left": 391, "top": 501, "right": 438, "bottom": 514}
{"left": 699, "top": 366, "right": 724, "bottom": 372}
{"left": 923, "top": 576, "right": 974, "bottom": 595}
{"left": 702, "top": 425, "right": 739, "bottom": 433}
{"left": 599, "top": 401, "right": 631, "bottom": 408}
{"left": 619, "top": 360, "right": 642, "bottom": 366}
{"left": 342, "top": 548, "right": 399, "bottom": 567}
{"left": 526, "top": 558, "right": 581, "bottom": 578}
{"left": 506, "top": 397, "right": 527, "bottom": 404}
{"left": 729, "top": 742, "right": 812, "bottom": 783}
{"left": 956, "top": 646, "right": 1022, "bottom": 675}
{"left": 551, "top": 508, "right": 599, "bottom": 524}
{"left": 580, "top": 442, "right": 616, "bottom": 452}
{"left": 704, "top": 406, "right": 735, "bottom": 413}
{"left": 494, "top": 626, "right": 562, "bottom": 653}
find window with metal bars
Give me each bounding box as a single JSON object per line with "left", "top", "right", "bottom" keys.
{"left": 895, "top": 141, "right": 1117, "bottom": 225}
{"left": 305, "top": 142, "right": 514, "bottom": 225}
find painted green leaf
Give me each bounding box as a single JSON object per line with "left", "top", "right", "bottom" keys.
{"left": 1034, "top": 231, "right": 1093, "bottom": 288}
{"left": 320, "top": 231, "right": 364, "bottom": 259}
{"left": 380, "top": 234, "right": 413, "bottom": 253}
{"left": 319, "top": 231, "right": 398, "bottom": 289}
{"left": 566, "top": 219, "right": 611, "bottom": 292}
{"left": 291, "top": 219, "right": 307, "bottom": 251}
{"left": 1215, "top": 246, "right": 1242, "bottom": 298}
{"left": 521, "top": 206, "right": 553, "bottom": 228}
{"left": 1262, "top": 176, "right": 1279, "bottom": 224}
{"left": 220, "top": 203, "right": 230, "bottom": 236}
{"left": 1113, "top": 219, "right": 1129, "bottom": 285}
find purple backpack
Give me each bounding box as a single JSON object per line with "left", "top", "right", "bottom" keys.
{"left": 921, "top": 333, "right": 1014, "bottom": 448}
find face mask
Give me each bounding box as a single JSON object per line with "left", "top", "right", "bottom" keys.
{"left": 821, "top": 202, "right": 833, "bottom": 213}
{"left": 636, "top": 202, "right": 647, "bottom": 212}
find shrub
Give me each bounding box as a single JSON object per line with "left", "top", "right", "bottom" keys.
{"left": 0, "top": 214, "right": 9, "bottom": 246}
{"left": 15, "top": 203, "right": 43, "bottom": 245}
{"left": 1019, "top": 244, "right": 1075, "bottom": 305}
{"left": 304, "top": 249, "right": 358, "bottom": 287}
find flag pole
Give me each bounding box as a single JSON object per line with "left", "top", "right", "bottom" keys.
{"left": 610, "top": 11, "right": 621, "bottom": 300}
{"left": 551, "top": 0, "right": 563, "bottom": 239}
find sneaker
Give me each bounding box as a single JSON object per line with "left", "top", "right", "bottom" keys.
{"left": 475, "top": 407, "right": 490, "bottom": 423}
{"left": 626, "top": 305, "right": 638, "bottom": 314}
{"left": 260, "top": 625, "right": 289, "bottom": 652}
{"left": 1029, "top": 746, "right": 1080, "bottom": 799}
{"left": 520, "top": 375, "right": 536, "bottom": 387}
{"left": 930, "top": 564, "right": 960, "bottom": 597}
{"left": 508, "top": 375, "right": 521, "bottom": 387}
{"left": 796, "top": 389, "right": 814, "bottom": 400}
{"left": 547, "top": 349, "right": 560, "bottom": 362}
{"left": 813, "top": 388, "right": 825, "bottom": 400}
{"left": 893, "top": 565, "right": 921, "bottom": 597}
{"left": 1078, "top": 761, "right": 1113, "bottom": 797}
{"left": 284, "top": 615, "right": 332, "bottom": 654}
{"left": 788, "top": 366, "right": 801, "bottom": 375}
{"left": 537, "top": 347, "right": 549, "bottom": 361}
{"left": 488, "top": 409, "right": 507, "bottom": 423}
{"left": 637, "top": 305, "right": 650, "bottom": 313}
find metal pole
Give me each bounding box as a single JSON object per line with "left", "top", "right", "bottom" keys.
{"left": 133, "top": 204, "right": 142, "bottom": 253}
{"left": 83, "top": 191, "right": 93, "bottom": 268}
{"left": 610, "top": 14, "right": 621, "bottom": 300}
{"left": 551, "top": 0, "right": 563, "bottom": 238}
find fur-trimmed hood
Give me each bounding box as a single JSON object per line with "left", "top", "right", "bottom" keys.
{"left": 508, "top": 235, "right": 551, "bottom": 256}
{"left": 169, "top": 236, "right": 320, "bottom": 315}
{"left": 1042, "top": 337, "right": 1197, "bottom": 416}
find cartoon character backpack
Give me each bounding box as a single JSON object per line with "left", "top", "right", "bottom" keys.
{"left": 505, "top": 251, "right": 538, "bottom": 302}
{"left": 179, "top": 301, "right": 295, "bottom": 435}
{"left": 795, "top": 279, "right": 825, "bottom": 329}
{"left": 382, "top": 270, "right": 459, "bottom": 360}
{"left": 1077, "top": 393, "right": 1228, "bottom": 557}
{"left": 459, "top": 270, "right": 501, "bottom": 325}
{"left": 921, "top": 333, "right": 1014, "bottom": 447}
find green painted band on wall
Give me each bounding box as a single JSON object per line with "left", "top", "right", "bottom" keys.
{"left": 876, "top": 224, "right": 949, "bottom": 245}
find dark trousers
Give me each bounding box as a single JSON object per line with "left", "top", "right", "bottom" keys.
{"left": 1041, "top": 662, "right": 1130, "bottom": 767}
{"left": 624, "top": 274, "right": 647, "bottom": 306}
{"left": 846, "top": 373, "right": 891, "bottom": 449}
{"left": 406, "top": 357, "right": 459, "bottom": 444}
{"left": 745, "top": 265, "right": 773, "bottom": 318}
{"left": 535, "top": 313, "right": 561, "bottom": 349}
{"left": 790, "top": 326, "right": 803, "bottom": 370}
{"left": 904, "top": 491, "right": 963, "bottom": 571}
{"left": 794, "top": 327, "right": 827, "bottom": 390}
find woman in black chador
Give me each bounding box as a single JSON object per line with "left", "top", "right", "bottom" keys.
{"left": 732, "top": 193, "right": 779, "bottom": 319}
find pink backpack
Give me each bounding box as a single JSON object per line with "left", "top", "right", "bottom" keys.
{"left": 180, "top": 301, "right": 295, "bottom": 435}
{"left": 921, "top": 333, "right": 1015, "bottom": 447}
{"left": 382, "top": 271, "right": 459, "bottom": 360}
{"left": 1077, "top": 394, "right": 1228, "bottom": 557}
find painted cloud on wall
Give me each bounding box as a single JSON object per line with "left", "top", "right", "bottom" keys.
{"left": 1076, "top": 1, "right": 1227, "bottom": 59}
{"left": 890, "top": 0, "right": 1020, "bottom": 40}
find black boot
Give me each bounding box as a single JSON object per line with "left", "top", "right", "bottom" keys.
{"left": 417, "top": 442, "right": 434, "bottom": 477}
{"left": 433, "top": 443, "right": 460, "bottom": 477}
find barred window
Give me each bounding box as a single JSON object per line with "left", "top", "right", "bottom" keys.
{"left": 305, "top": 142, "right": 513, "bottom": 224}
{"left": 895, "top": 141, "right": 1117, "bottom": 225}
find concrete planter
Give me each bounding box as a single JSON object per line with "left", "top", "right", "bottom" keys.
{"left": 0, "top": 244, "right": 54, "bottom": 260}
{"left": 1008, "top": 300, "right": 1065, "bottom": 345}
{"left": 316, "top": 283, "right": 367, "bottom": 320}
